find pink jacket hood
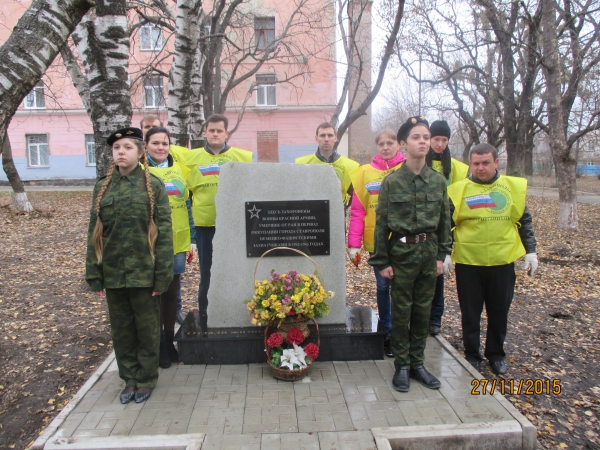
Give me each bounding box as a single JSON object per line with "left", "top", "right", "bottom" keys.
{"left": 371, "top": 152, "right": 405, "bottom": 170}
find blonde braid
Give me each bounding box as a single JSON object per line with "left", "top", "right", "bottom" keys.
{"left": 92, "top": 163, "right": 116, "bottom": 263}
{"left": 140, "top": 152, "right": 158, "bottom": 260}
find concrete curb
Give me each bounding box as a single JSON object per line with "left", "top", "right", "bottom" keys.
{"left": 43, "top": 433, "right": 205, "bottom": 450}
{"left": 31, "top": 352, "right": 117, "bottom": 450}
{"left": 434, "top": 335, "right": 537, "bottom": 450}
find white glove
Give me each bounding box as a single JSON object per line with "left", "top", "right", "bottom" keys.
{"left": 443, "top": 254, "right": 453, "bottom": 276}
{"left": 348, "top": 248, "right": 360, "bottom": 259}
{"left": 523, "top": 253, "right": 538, "bottom": 276}
{"left": 190, "top": 243, "right": 197, "bottom": 254}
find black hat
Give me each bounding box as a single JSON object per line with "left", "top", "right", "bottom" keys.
{"left": 430, "top": 120, "right": 451, "bottom": 139}
{"left": 107, "top": 127, "right": 144, "bottom": 146}
{"left": 397, "top": 116, "right": 429, "bottom": 143}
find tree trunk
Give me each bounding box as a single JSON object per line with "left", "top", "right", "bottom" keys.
{"left": 0, "top": 0, "right": 93, "bottom": 168}
{"left": 541, "top": 0, "right": 578, "bottom": 230}
{"left": 2, "top": 132, "right": 34, "bottom": 212}
{"left": 75, "top": 1, "right": 132, "bottom": 178}
{"left": 166, "top": 0, "right": 203, "bottom": 147}
{"left": 189, "top": 44, "right": 206, "bottom": 149}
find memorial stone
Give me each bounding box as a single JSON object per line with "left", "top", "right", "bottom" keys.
{"left": 208, "top": 162, "right": 347, "bottom": 328}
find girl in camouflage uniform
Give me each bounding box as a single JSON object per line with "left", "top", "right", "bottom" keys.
{"left": 85, "top": 127, "right": 173, "bottom": 404}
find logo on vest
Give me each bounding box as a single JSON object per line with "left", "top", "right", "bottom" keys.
{"left": 365, "top": 181, "right": 381, "bottom": 195}
{"left": 198, "top": 162, "right": 225, "bottom": 176}
{"left": 165, "top": 179, "right": 186, "bottom": 199}
{"left": 465, "top": 189, "right": 509, "bottom": 214}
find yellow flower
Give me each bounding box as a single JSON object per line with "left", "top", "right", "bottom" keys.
{"left": 262, "top": 300, "right": 270, "bottom": 308}
{"left": 260, "top": 311, "right": 270, "bottom": 320}
{"left": 251, "top": 318, "right": 258, "bottom": 325}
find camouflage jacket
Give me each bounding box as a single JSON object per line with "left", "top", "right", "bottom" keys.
{"left": 369, "top": 162, "right": 452, "bottom": 270}
{"left": 85, "top": 165, "right": 173, "bottom": 293}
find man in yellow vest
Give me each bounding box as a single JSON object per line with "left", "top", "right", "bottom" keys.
{"left": 183, "top": 114, "right": 253, "bottom": 330}
{"left": 447, "top": 143, "right": 538, "bottom": 375}
{"left": 139, "top": 114, "right": 194, "bottom": 325}
{"left": 295, "top": 122, "right": 359, "bottom": 207}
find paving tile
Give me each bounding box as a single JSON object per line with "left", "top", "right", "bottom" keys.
{"left": 78, "top": 412, "right": 105, "bottom": 430}
{"left": 202, "top": 433, "right": 261, "bottom": 450}
{"left": 318, "top": 430, "right": 377, "bottom": 450}
{"left": 72, "top": 429, "right": 112, "bottom": 437}
{"left": 109, "top": 418, "right": 137, "bottom": 436}
{"left": 262, "top": 432, "right": 320, "bottom": 450}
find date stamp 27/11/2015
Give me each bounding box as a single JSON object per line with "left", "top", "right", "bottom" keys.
{"left": 471, "top": 378, "right": 562, "bottom": 395}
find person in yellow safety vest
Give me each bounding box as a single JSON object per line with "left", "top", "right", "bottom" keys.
{"left": 140, "top": 115, "right": 195, "bottom": 326}
{"left": 295, "top": 122, "right": 359, "bottom": 207}
{"left": 144, "top": 127, "right": 196, "bottom": 369}
{"left": 447, "top": 143, "right": 538, "bottom": 375}
{"left": 424, "top": 120, "right": 470, "bottom": 338}
{"left": 183, "top": 113, "right": 253, "bottom": 331}
{"left": 347, "top": 128, "right": 406, "bottom": 357}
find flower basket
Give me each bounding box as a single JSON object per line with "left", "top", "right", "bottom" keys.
{"left": 244, "top": 246, "right": 334, "bottom": 328}
{"left": 278, "top": 318, "right": 310, "bottom": 340}
{"left": 264, "top": 319, "right": 320, "bottom": 382}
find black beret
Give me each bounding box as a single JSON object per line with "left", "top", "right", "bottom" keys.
{"left": 430, "top": 120, "right": 451, "bottom": 139}
{"left": 107, "top": 127, "right": 144, "bottom": 146}
{"left": 397, "top": 116, "right": 429, "bottom": 143}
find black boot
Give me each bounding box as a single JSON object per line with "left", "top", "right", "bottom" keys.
{"left": 165, "top": 331, "right": 179, "bottom": 363}
{"left": 159, "top": 333, "right": 171, "bottom": 369}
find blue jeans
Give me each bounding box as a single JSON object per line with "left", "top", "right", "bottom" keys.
{"left": 196, "top": 226, "right": 215, "bottom": 313}
{"left": 373, "top": 266, "right": 392, "bottom": 336}
{"left": 429, "top": 274, "right": 445, "bottom": 325}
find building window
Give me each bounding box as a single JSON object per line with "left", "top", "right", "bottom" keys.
{"left": 85, "top": 134, "right": 96, "bottom": 166}
{"left": 27, "top": 135, "right": 49, "bottom": 167}
{"left": 25, "top": 82, "right": 45, "bottom": 109}
{"left": 256, "top": 75, "right": 276, "bottom": 107}
{"left": 140, "top": 24, "right": 163, "bottom": 51}
{"left": 144, "top": 77, "right": 165, "bottom": 108}
{"left": 255, "top": 17, "right": 275, "bottom": 50}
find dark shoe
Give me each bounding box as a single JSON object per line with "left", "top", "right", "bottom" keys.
{"left": 135, "top": 387, "right": 152, "bottom": 403}
{"left": 429, "top": 323, "right": 441, "bottom": 336}
{"left": 165, "top": 331, "right": 179, "bottom": 363}
{"left": 119, "top": 386, "right": 136, "bottom": 404}
{"left": 489, "top": 360, "right": 508, "bottom": 375}
{"left": 410, "top": 366, "right": 441, "bottom": 390}
{"left": 176, "top": 310, "right": 186, "bottom": 325}
{"left": 466, "top": 359, "right": 482, "bottom": 372}
{"left": 159, "top": 333, "right": 171, "bottom": 369}
{"left": 383, "top": 338, "right": 393, "bottom": 357}
{"left": 392, "top": 367, "right": 410, "bottom": 392}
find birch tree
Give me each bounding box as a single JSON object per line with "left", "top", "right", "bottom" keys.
{"left": 0, "top": 0, "right": 93, "bottom": 210}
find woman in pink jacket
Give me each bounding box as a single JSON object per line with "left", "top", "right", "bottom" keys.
{"left": 348, "top": 129, "right": 405, "bottom": 357}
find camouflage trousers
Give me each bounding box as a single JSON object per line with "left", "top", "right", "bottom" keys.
{"left": 106, "top": 288, "right": 160, "bottom": 388}
{"left": 389, "top": 239, "right": 438, "bottom": 368}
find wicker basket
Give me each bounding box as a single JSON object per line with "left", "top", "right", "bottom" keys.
{"left": 277, "top": 319, "right": 310, "bottom": 340}
{"left": 265, "top": 319, "right": 320, "bottom": 382}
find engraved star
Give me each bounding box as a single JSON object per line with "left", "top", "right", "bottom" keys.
{"left": 248, "top": 204, "right": 261, "bottom": 219}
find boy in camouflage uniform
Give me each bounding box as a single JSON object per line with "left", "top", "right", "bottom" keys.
{"left": 369, "top": 116, "right": 452, "bottom": 392}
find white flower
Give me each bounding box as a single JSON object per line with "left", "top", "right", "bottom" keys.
{"left": 293, "top": 343, "right": 308, "bottom": 369}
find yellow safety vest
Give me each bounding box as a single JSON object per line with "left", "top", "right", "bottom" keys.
{"left": 147, "top": 162, "right": 192, "bottom": 255}
{"left": 431, "top": 158, "right": 470, "bottom": 186}
{"left": 448, "top": 176, "right": 527, "bottom": 266}
{"left": 184, "top": 147, "right": 253, "bottom": 227}
{"left": 295, "top": 154, "right": 360, "bottom": 205}
{"left": 350, "top": 163, "right": 402, "bottom": 252}
{"left": 169, "top": 145, "right": 189, "bottom": 164}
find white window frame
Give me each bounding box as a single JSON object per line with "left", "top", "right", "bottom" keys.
{"left": 256, "top": 75, "right": 276, "bottom": 107}
{"left": 27, "top": 134, "right": 50, "bottom": 167}
{"left": 144, "top": 77, "right": 165, "bottom": 108}
{"left": 85, "top": 134, "right": 96, "bottom": 166}
{"left": 140, "top": 23, "right": 163, "bottom": 51}
{"left": 24, "top": 82, "right": 45, "bottom": 109}
{"left": 254, "top": 17, "right": 275, "bottom": 51}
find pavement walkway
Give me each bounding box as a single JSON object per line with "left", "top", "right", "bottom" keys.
{"left": 32, "top": 335, "right": 536, "bottom": 450}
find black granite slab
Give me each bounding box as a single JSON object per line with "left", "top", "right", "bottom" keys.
{"left": 174, "top": 306, "right": 386, "bottom": 365}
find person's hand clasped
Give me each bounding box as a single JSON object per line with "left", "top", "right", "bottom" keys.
{"left": 443, "top": 255, "right": 453, "bottom": 276}
{"left": 436, "top": 260, "right": 444, "bottom": 276}
{"left": 152, "top": 292, "right": 163, "bottom": 297}
{"left": 380, "top": 266, "right": 394, "bottom": 279}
